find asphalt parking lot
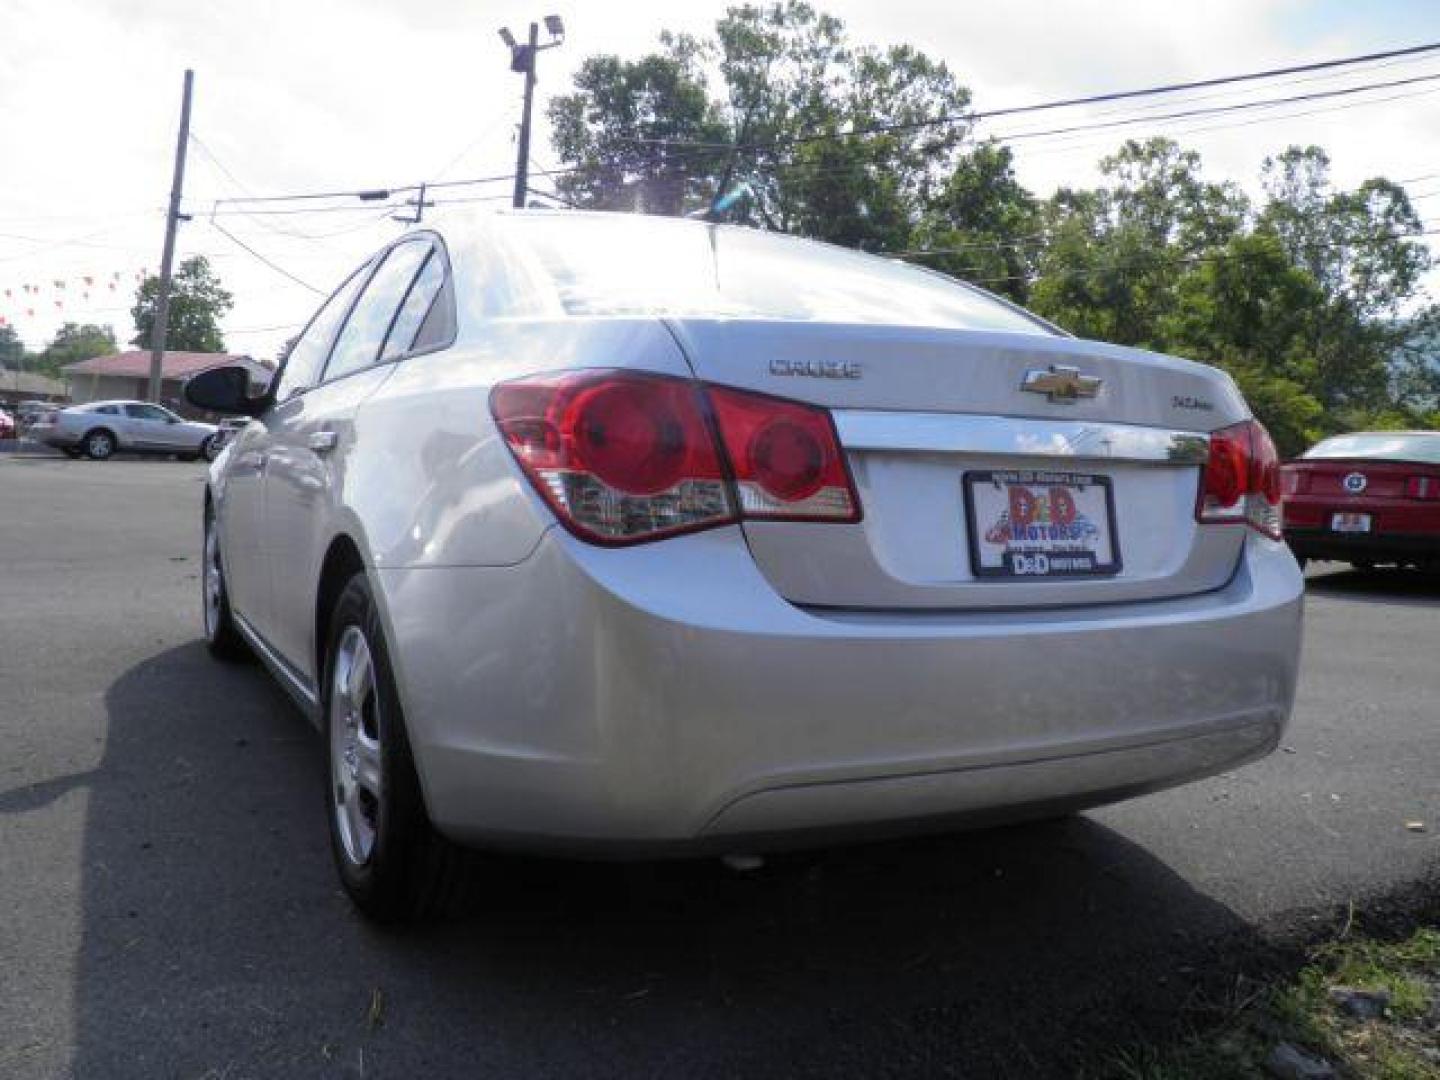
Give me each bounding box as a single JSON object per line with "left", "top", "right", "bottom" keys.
{"left": 2, "top": 456, "right": 1437, "bottom": 1079}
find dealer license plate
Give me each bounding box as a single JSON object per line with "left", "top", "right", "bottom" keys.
{"left": 964, "top": 469, "right": 1121, "bottom": 579}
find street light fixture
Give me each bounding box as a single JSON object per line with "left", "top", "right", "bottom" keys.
{"left": 497, "top": 16, "right": 565, "bottom": 208}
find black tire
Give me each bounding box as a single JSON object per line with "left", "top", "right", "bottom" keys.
{"left": 82, "top": 428, "right": 116, "bottom": 460}
{"left": 322, "top": 572, "right": 461, "bottom": 923}
{"left": 202, "top": 503, "right": 249, "bottom": 660}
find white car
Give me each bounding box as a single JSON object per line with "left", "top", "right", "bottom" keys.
{"left": 32, "top": 399, "right": 221, "bottom": 461}
{"left": 187, "top": 210, "right": 1304, "bottom": 922}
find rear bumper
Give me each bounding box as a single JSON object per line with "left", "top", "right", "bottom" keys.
{"left": 1285, "top": 527, "right": 1440, "bottom": 563}
{"left": 377, "top": 530, "right": 1303, "bottom": 854}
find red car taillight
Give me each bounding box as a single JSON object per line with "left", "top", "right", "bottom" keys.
{"left": 1281, "top": 468, "right": 1310, "bottom": 496}
{"left": 707, "top": 385, "right": 860, "bottom": 521}
{"left": 1196, "top": 419, "right": 1283, "bottom": 539}
{"left": 1406, "top": 475, "right": 1440, "bottom": 500}
{"left": 490, "top": 370, "right": 860, "bottom": 545}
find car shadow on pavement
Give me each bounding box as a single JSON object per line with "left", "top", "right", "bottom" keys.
{"left": 72, "top": 643, "right": 1280, "bottom": 1080}
{"left": 1305, "top": 564, "right": 1440, "bottom": 606}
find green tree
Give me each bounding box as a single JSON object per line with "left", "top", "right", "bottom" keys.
{"left": 1029, "top": 138, "right": 1248, "bottom": 348}
{"left": 1160, "top": 234, "right": 1328, "bottom": 454}
{"left": 1256, "top": 146, "right": 1432, "bottom": 414}
{"left": 910, "top": 143, "right": 1041, "bottom": 302}
{"left": 37, "top": 323, "right": 118, "bottom": 377}
{"left": 130, "top": 256, "right": 233, "bottom": 353}
{"left": 548, "top": 2, "right": 972, "bottom": 253}
{"left": 0, "top": 324, "right": 24, "bottom": 370}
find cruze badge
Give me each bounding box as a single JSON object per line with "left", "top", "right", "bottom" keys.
{"left": 1343, "top": 472, "right": 1367, "bottom": 493}
{"left": 770, "top": 358, "right": 862, "bottom": 380}
{"left": 1021, "top": 364, "right": 1103, "bottom": 402}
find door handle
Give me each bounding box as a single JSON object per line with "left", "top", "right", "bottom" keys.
{"left": 308, "top": 430, "right": 338, "bottom": 454}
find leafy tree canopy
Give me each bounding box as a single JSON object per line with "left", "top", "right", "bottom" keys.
{"left": 131, "top": 255, "right": 234, "bottom": 353}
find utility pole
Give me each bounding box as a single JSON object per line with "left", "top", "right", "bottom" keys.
{"left": 499, "top": 16, "right": 564, "bottom": 210}
{"left": 392, "top": 183, "right": 434, "bottom": 225}
{"left": 148, "top": 68, "right": 193, "bottom": 403}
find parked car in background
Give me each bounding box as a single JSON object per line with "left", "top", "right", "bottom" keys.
{"left": 30, "top": 400, "right": 221, "bottom": 461}
{"left": 0, "top": 408, "right": 14, "bottom": 440}
{"left": 1282, "top": 430, "right": 1440, "bottom": 571}
{"left": 188, "top": 210, "right": 1303, "bottom": 922}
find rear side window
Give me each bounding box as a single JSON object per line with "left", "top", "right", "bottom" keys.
{"left": 379, "top": 249, "right": 447, "bottom": 361}
{"left": 323, "top": 240, "right": 432, "bottom": 383}
{"left": 274, "top": 265, "right": 371, "bottom": 402}
{"left": 124, "top": 403, "right": 171, "bottom": 421}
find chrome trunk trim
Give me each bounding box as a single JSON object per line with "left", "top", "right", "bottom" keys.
{"left": 834, "top": 411, "right": 1210, "bottom": 466}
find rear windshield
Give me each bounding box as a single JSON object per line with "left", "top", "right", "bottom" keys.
{"left": 1304, "top": 433, "right": 1440, "bottom": 464}
{"left": 495, "top": 213, "right": 1055, "bottom": 336}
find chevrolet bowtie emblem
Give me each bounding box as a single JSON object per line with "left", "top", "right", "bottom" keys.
{"left": 1020, "top": 364, "right": 1103, "bottom": 402}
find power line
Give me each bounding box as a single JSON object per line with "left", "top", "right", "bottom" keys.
{"left": 204, "top": 42, "right": 1440, "bottom": 209}
{"left": 610, "top": 41, "right": 1440, "bottom": 151}
{"left": 982, "top": 71, "right": 1440, "bottom": 145}
{"left": 207, "top": 220, "right": 323, "bottom": 294}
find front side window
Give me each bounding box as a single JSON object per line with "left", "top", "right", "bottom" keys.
{"left": 272, "top": 264, "right": 371, "bottom": 402}
{"left": 323, "top": 241, "right": 432, "bottom": 383}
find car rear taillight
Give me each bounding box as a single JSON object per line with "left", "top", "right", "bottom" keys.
{"left": 490, "top": 371, "right": 861, "bottom": 544}
{"left": 490, "top": 371, "right": 736, "bottom": 544}
{"left": 1406, "top": 475, "right": 1440, "bottom": 500}
{"left": 707, "top": 386, "right": 860, "bottom": 521}
{"left": 1196, "top": 419, "right": 1283, "bottom": 539}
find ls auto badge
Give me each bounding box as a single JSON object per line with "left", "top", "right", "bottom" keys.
{"left": 1021, "top": 364, "right": 1103, "bottom": 403}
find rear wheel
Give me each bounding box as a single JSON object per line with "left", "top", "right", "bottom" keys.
{"left": 82, "top": 429, "right": 115, "bottom": 460}
{"left": 202, "top": 504, "right": 248, "bottom": 660}
{"left": 323, "top": 572, "right": 460, "bottom": 923}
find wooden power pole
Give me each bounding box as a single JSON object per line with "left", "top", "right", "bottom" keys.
{"left": 148, "top": 69, "right": 194, "bottom": 403}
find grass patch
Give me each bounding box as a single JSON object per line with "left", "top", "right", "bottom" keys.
{"left": 1096, "top": 928, "right": 1440, "bottom": 1079}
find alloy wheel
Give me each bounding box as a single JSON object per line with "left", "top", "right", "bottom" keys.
{"left": 329, "top": 626, "right": 383, "bottom": 867}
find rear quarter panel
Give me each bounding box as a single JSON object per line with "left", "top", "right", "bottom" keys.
{"left": 348, "top": 317, "right": 694, "bottom": 570}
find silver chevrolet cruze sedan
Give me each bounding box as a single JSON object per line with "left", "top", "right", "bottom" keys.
{"left": 187, "top": 210, "right": 1303, "bottom": 922}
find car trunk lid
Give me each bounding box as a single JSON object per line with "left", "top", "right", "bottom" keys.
{"left": 668, "top": 319, "right": 1250, "bottom": 610}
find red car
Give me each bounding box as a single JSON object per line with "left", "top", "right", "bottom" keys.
{"left": 1282, "top": 431, "right": 1440, "bottom": 571}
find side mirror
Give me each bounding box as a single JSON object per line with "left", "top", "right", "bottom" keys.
{"left": 184, "top": 365, "right": 269, "bottom": 417}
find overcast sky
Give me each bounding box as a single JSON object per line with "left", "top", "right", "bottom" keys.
{"left": 1, "top": 0, "right": 1436, "bottom": 361}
